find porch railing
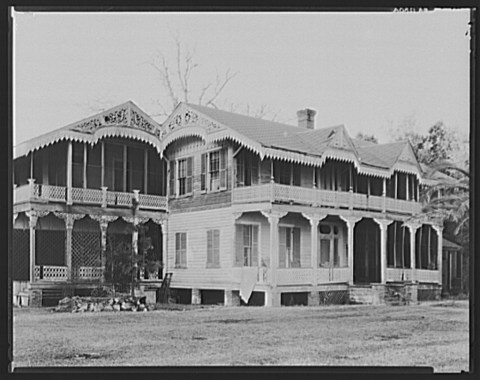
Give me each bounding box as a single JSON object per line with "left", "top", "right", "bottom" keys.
{"left": 14, "top": 181, "right": 167, "bottom": 211}
{"left": 386, "top": 268, "right": 414, "bottom": 282}
{"left": 276, "top": 268, "right": 314, "bottom": 286}
{"left": 74, "top": 266, "right": 104, "bottom": 281}
{"left": 232, "top": 183, "right": 422, "bottom": 215}
{"left": 416, "top": 269, "right": 440, "bottom": 283}
{"left": 34, "top": 265, "right": 68, "bottom": 281}
{"left": 317, "top": 267, "right": 351, "bottom": 284}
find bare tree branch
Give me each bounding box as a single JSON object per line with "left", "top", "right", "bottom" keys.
{"left": 204, "top": 68, "right": 238, "bottom": 107}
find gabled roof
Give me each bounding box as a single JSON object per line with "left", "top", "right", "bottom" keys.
{"left": 14, "top": 101, "right": 163, "bottom": 158}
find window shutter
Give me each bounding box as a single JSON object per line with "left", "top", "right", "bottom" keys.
{"left": 186, "top": 157, "right": 193, "bottom": 194}
{"left": 207, "top": 230, "right": 213, "bottom": 266}
{"left": 214, "top": 229, "right": 220, "bottom": 266}
{"left": 279, "top": 227, "right": 287, "bottom": 268}
{"left": 175, "top": 233, "right": 180, "bottom": 265}
{"left": 252, "top": 225, "right": 259, "bottom": 266}
{"left": 220, "top": 148, "right": 227, "bottom": 189}
{"left": 181, "top": 233, "right": 187, "bottom": 266}
{"left": 169, "top": 161, "right": 176, "bottom": 197}
{"left": 293, "top": 227, "right": 301, "bottom": 267}
{"left": 201, "top": 153, "right": 207, "bottom": 191}
{"left": 234, "top": 224, "right": 243, "bottom": 266}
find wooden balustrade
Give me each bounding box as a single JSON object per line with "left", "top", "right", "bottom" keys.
{"left": 232, "top": 183, "right": 422, "bottom": 215}
{"left": 13, "top": 183, "right": 167, "bottom": 211}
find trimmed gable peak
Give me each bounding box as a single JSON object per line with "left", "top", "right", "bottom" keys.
{"left": 67, "top": 100, "right": 162, "bottom": 137}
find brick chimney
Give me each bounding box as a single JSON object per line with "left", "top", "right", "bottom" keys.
{"left": 297, "top": 108, "right": 317, "bottom": 129}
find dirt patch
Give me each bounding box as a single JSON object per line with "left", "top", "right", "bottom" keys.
{"left": 207, "top": 318, "right": 254, "bottom": 324}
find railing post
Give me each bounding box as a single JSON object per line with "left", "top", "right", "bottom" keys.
{"left": 101, "top": 187, "right": 108, "bottom": 208}
{"left": 28, "top": 178, "right": 36, "bottom": 199}
{"left": 133, "top": 189, "right": 140, "bottom": 208}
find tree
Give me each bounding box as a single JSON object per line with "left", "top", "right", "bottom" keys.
{"left": 149, "top": 35, "right": 280, "bottom": 121}
{"left": 355, "top": 132, "right": 378, "bottom": 144}
{"left": 421, "top": 161, "right": 469, "bottom": 236}
{"left": 390, "top": 119, "right": 457, "bottom": 166}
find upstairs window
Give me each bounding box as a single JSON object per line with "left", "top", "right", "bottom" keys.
{"left": 169, "top": 157, "right": 193, "bottom": 197}
{"left": 201, "top": 148, "right": 227, "bottom": 192}
{"left": 235, "top": 150, "right": 259, "bottom": 187}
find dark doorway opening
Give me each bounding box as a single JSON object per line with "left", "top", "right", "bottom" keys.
{"left": 354, "top": 218, "right": 380, "bottom": 284}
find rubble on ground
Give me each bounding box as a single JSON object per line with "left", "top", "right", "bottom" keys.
{"left": 54, "top": 295, "right": 156, "bottom": 313}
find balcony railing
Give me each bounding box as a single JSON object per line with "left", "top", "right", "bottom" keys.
{"left": 14, "top": 181, "right": 167, "bottom": 211}
{"left": 232, "top": 183, "right": 422, "bottom": 215}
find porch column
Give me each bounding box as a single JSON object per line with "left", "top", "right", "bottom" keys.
{"left": 261, "top": 210, "right": 286, "bottom": 307}
{"left": 340, "top": 216, "right": 361, "bottom": 285}
{"left": 406, "top": 224, "right": 419, "bottom": 282}
{"left": 26, "top": 211, "right": 39, "bottom": 283}
{"left": 302, "top": 213, "right": 322, "bottom": 286}
{"left": 161, "top": 220, "right": 168, "bottom": 275}
{"left": 375, "top": 219, "right": 393, "bottom": 284}
{"left": 96, "top": 218, "right": 110, "bottom": 283}
{"left": 382, "top": 178, "right": 387, "bottom": 213}
{"left": 54, "top": 212, "right": 85, "bottom": 281}
{"left": 67, "top": 141, "right": 73, "bottom": 204}
{"left": 83, "top": 143, "right": 87, "bottom": 188}
{"left": 64, "top": 215, "right": 74, "bottom": 281}
{"left": 433, "top": 224, "right": 443, "bottom": 285}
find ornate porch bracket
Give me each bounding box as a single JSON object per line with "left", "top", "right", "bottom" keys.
{"left": 121, "top": 216, "right": 151, "bottom": 226}
{"left": 26, "top": 210, "right": 50, "bottom": 228}
{"left": 53, "top": 212, "right": 85, "bottom": 229}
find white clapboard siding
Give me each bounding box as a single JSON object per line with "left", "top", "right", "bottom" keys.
{"left": 168, "top": 207, "right": 235, "bottom": 288}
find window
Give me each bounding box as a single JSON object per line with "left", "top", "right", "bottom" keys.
{"left": 318, "top": 223, "right": 346, "bottom": 268}
{"left": 170, "top": 157, "right": 193, "bottom": 197}
{"left": 175, "top": 232, "right": 187, "bottom": 268}
{"left": 279, "top": 227, "right": 301, "bottom": 268}
{"left": 207, "top": 229, "right": 220, "bottom": 267}
{"left": 235, "top": 224, "right": 258, "bottom": 266}
{"left": 202, "top": 148, "right": 227, "bottom": 192}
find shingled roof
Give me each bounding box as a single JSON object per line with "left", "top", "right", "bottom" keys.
{"left": 14, "top": 100, "right": 425, "bottom": 179}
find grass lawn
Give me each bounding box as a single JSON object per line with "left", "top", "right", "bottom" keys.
{"left": 12, "top": 300, "right": 469, "bottom": 372}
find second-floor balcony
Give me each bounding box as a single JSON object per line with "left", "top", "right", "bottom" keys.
{"left": 232, "top": 182, "right": 422, "bottom": 215}
{"left": 14, "top": 180, "right": 167, "bottom": 211}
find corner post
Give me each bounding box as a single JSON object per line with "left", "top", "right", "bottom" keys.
{"left": 433, "top": 224, "right": 443, "bottom": 285}
{"left": 27, "top": 212, "right": 38, "bottom": 283}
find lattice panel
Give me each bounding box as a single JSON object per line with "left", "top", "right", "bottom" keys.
{"left": 138, "top": 194, "right": 167, "bottom": 210}
{"left": 72, "top": 231, "right": 101, "bottom": 268}
{"left": 319, "top": 290, "right": 348, "bottom": 305}
{"left": 77, "top": 266, "right": 103, "bottom": 280}
{"left": 71, "top": 187, "right": 103, "bottom": 204}
{"left": 12, "top": 229, "right": 29, "bottom": 281}
{"left": 36, "top": 230, "right": 65, "bottom": 266}
{"left": 44, "top": 185, "right": 67, "bottom": 202}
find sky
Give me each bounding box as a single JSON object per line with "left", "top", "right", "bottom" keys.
{"left": 13, "top": 10, "right": 471, "bottom": 146}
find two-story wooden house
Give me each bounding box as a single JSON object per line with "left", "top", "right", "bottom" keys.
{"left": 12, "top": 101, "right": 444, "bottom": 307}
